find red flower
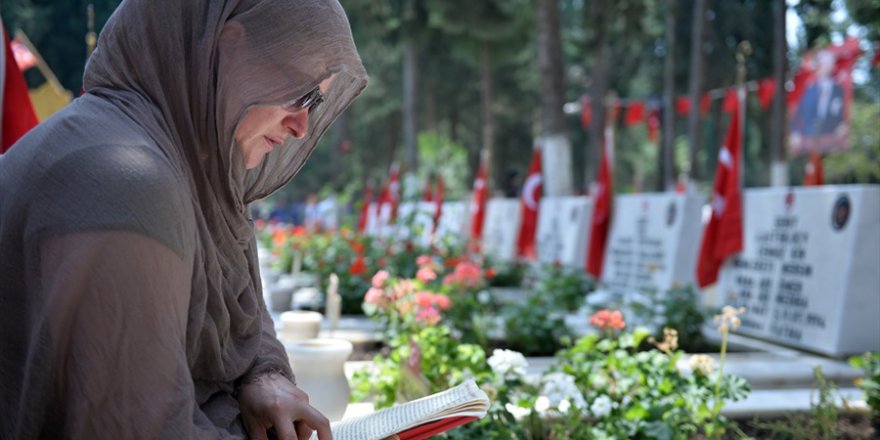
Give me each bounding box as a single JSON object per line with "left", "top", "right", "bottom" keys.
{"left": 484, "top": 267, "right": 496, "bottom": 280}
{"left": 351, "top": 241, "right": 365, "bottom": 255}
{"left": 350, "top": 255, "right": 366, "bottom": 275}
{"left": 444, "top": 256, "right": 461, "bottom": 269}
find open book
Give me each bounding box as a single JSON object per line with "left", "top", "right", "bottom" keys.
{"left": 310, "top": 380, "right": 490, "bottom": 440}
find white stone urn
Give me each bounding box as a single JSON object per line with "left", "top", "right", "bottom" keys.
{"left": 286, "top": 338, "right": 353, "bottom": 421}
{"left": 266, "top": 275, "right": 297, "bottom": 312}
{"left": 278, "top": 310, "right": 323, "bottom": 341}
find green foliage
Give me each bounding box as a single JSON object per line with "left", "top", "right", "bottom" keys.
{"left": 850, "top": 352, "right": 880, "bottom": 416}
{"left": 530, "top": 263, "right": 597, "bottom": 312}
{"left": 501, "top": 295, "right": 573, "bottom": 357}
{"left": 822, "top": 102, "right": 880, "bottom": 184}
{"left": 748, "top": 366, "right": 845, "bottom": 439}
{"left": 525, "top": 326, "right": 749, "bottom": 439}
{"left": 586, "top": 285, "right": 710, "bottom": 353}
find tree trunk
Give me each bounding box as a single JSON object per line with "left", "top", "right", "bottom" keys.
{"left": 403, "top": 37, "right": 418, "bottom": 173}
{"left": 662, "top": 0, "right": 677, "bottom": 191}
{"left": 588, "top": 0, "right": 608, "bottom": 186}
{"left": 686, "top": 0, "right": 707, "bottom": 182}
{"left": 770, "top": 0, "right": 788, "bottom": 186}
{"left": 536, "top": 0, "right": 572, "bottom": 196}
{"left": 479, "top": 41, "right": 495, "bottom": 191}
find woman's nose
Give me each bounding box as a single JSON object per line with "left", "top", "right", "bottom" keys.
{"left": 282, "top": 108, "right": 309, "bottom": 139}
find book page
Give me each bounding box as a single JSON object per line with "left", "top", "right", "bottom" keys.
{"left": 309, "top": 380, "right": 489, "bottom": 440}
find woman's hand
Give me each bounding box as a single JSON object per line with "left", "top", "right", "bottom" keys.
{"left": 237, "top": 373, "right": 332, "bottom": 440}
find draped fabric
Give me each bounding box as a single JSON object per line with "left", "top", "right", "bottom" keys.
{"left": 0, "top": 0, "right": 367, "bottom": 437}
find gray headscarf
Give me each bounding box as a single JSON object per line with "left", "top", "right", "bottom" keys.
{"left": 0, "top": 0, "right": 367, "bottom": 437}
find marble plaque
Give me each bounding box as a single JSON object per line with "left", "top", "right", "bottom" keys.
{"left": 718, "top": 185, "right": 880, "bottom": 356}
{"left": 601, "top": 192, "right": 704, "bottom": 293}
{"left": 435, "top": 201, "right": 469, "bottom": 244}
{"left": 536, "top": 196, "right": 594, "bottom": 268}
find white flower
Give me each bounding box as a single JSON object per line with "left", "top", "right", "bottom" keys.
{"left": 488, "top": 349, "right": 528, "bottom": 378}
{"left": 505, "top": 403, "right": 531, "bottom": 419}
{"left": 534, "top": 396, "right": 551, "bottom": 413}
{"left": 688, "top": 354, "right": 716, "bottom": 376}
{"left": 477, "top": 290, "right": 492, "bottom": 304}
{"left": 542, "top": 373, "right": 587, "bottom": 411}
{"left": 676, "top": 358, "right": 693, "bottom": 378}
{"left": 590, "top": 395, "right": 614, "bottom": 418}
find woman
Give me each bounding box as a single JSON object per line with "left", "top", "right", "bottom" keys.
{"left": 0, "top": 0, "right": 367, "bottom": 439}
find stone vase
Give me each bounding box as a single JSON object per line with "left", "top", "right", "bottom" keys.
{"left": 285, "top": 338, "right": 353, "bottom": 421}
{"left": 278, "top": 310, "right": 323, "bottom": 341}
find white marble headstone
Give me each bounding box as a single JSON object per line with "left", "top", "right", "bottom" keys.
{"left": 435, "top": 201, "right": 469, "bottom": 244}
{"left": 482, "top": 198, "right": 522, "bottom": 261}
{"left": 536, "top": 196, "right": 594, "bottom": 268}
{"left": 395, "top": 201, "right": 436, "bottom": 247}
{"left": 718, "top": 185, "right": 880, "bottom": 356}
{"left": 600, "top": 192, "right": 704, "bottom": 293}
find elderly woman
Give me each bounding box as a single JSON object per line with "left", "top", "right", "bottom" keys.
{"left": 0, "top": 0, "right": 367, "bottom": 439}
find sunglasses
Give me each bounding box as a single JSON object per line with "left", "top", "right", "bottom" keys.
{"left": 283, "top": 87, "right": 324, "bottom": 113}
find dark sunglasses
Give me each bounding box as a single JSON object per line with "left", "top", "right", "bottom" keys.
{"left": 283, "top": 87, "right": 324, "bottom": 113}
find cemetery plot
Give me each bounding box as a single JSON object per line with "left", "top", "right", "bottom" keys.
{"left": 719, "top": 185, "right": 880, "bottom": 357}
{"left": 535, "top": 196, "right": 593, "bottom": 268}
{"left": 600, "top": 192, "right": 704, "bottom": 294}
{"left": 482, "top": 198, "right": 522, "bottom": 262}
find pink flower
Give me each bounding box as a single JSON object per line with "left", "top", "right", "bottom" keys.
{"left": 416, "top": 255, "right": 433, "bottom": 267}
{"left": 416, "top": 267, "right": 437, "bottom": 283}
{"left": 415, "top": 291, "right": 435, "bottom": 308}
{"left": 434, "top": 294, "right": 452, "bottom": 311}
{"left": 416, "top": 307, "right": 441, "bottom": 325}
{"left": 372, "top": 270, "right": 390, "bottom": 288}
{"left": 364, "top": 287, "right": 385, "bottom": 305}
{"left": 590, "top": 309, "right": 626, "bottom": 331}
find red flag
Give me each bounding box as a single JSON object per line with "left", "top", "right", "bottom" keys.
{"left": 624, "top": 101, "right": 645, "bottom": 126}
{"left": 646, "top": 109, "right": 660, "bottom": 143}
{"left": 586, "top": 123, "right": 614, "bottom": 278}
{"left": 516, "top": 148, "right": 542, "bottom": 259}
{"left": 675, "top": 97, "right": 691, "bottom": 115}
{"left": 357, "top": 185, "right": 374, "bottom": 233}
{"left": 432, "top": 174, "right": 444, "bottom": 234}
{"left": 696, "top": 90, "right": 744, "bottom": 288}
{"left": 757, "top": 77, "right": 776, "bottom": 110}
{"left": 803, "top": 149, "right": 824, "bottom": 186}
{"left": 422, "top": 175, "right": 434, "bottom": 202}
{"left": 2, "top": 24, "right": 39, "bottom": 153}
{"left": 722, "top": 88, "right": 738, "bottom": 114}
{"left": 469, "top": 157, "right": 488, "bottom": 241}
{"left": 580, "top": 95, "right": 592, "bottom": 130}
{"left": 700, "top": 93, "right": 711, "bottom": 115}
{"left": 378, "top": 163, "right": 400, "bottom": 222}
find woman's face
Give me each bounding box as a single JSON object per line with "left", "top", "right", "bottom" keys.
{"left": 235, "top": 77, "right": 333, "bottom": 170}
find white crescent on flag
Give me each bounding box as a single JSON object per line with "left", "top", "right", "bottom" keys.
{"left": 522, "top": 174, "right": 541, "bottom": 210}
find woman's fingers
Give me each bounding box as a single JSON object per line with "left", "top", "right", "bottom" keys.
{"left": 270, "top": 412, "right": 298, "bottom": 440}
{"left": 295, "top": 403, "right": 332, "bottom": 440}
{"left": 242, "top": 416, "right": 269, "bottom": 440}
{"left": 294, "top": 421, "right": 313, "bottom": 440}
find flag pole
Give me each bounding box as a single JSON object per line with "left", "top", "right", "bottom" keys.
{"left": 736, "top": 41, "right": 751, "bottom": 186}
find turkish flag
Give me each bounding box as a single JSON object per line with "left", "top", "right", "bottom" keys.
{"left": 647, "top": 109, "right": 660, "bottom": 143}
{"left": 675, "top": 97, "right": 691, "bottom": 115}
{"left": 516, "top": 148, "right": 542, "bottom": 259}
{"left": 422, "top": 175, "right": 434, "bottom": 202}
{"left": 432, "top": 174, "right": 444, "bottom": 234}
{"left": 757, "top": 77, "right": 776, "bottom": 110}
{"left": 586, "top": 123, "right": 614, "bottom": 278}
{"left": 580, "top": 95, "right": 592, "bottom": 130}
{"left": 378, "top": 163, "right": 401, "bottom": 223}
{"left": 2, "top": 23, "right": 39, "bottom": 153}
{"left": 722, "top": 88, "right": 738, "bottom": 114}
{"left": 469, "top": 158, "right": 488, "bottom": 241}
{"left": 624, "top": 102, "right": 645, "bottom": 126}
{"left": 357, "top": 185, "right": 373, "bottom": 233}
{"left": 696, "top": 89, "right": 744, "bottom": 288}
{"left": 803, "top": 149, "right": 824, "bottom": 186}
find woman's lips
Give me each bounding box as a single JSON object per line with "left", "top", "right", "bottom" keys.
{"left": 264, "top": 136, "right": 283, "bottom": 150}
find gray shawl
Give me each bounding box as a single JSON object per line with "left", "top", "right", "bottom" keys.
{"left": 0, "top": 0, "right": 367, "bottom": 438}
